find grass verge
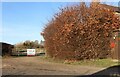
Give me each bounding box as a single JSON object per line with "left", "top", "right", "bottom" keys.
{"left": 39, "top": 56, "right": 120, "bottom": 68}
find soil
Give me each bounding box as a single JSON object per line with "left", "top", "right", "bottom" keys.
{"left": 2, "top": 56, "right": 105, "bottom": 75}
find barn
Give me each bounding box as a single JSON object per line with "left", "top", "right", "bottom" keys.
{"left": 0, "top": 42, "right": 14, "bottom": 56}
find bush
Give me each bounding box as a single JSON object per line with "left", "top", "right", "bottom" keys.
{"left": 42, "top": 2, "right": 120, "bottom": 60}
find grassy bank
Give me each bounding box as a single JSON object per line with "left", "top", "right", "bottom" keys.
{"left": 39, "top": 56, "right": 120, "bottom": 68}
{"left": 64, "top": 59, "right": 120, "bottom": 67}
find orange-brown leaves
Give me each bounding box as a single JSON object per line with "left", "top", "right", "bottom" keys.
{"left": 42, "top": 2, "right": 120, "bottom": 60}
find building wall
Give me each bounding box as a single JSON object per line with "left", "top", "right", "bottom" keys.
{"left": 0, "top": 42, "right": 14, "bottom": 56}
{"left": 111, "top": 31, "right": 120, "bottom": 60}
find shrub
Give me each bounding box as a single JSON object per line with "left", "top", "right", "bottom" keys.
{"left": 42, "top": 2, "right": 120, "bottom": 60}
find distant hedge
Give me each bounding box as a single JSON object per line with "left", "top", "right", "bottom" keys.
{"left": 42, "top": 2, "right": 120, "bottom": 60}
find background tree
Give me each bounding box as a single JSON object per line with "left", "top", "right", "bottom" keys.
{"left": 14, "top": 40, "right": 43, "bottom": 51}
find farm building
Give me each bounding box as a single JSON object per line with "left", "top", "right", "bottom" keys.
{"left": 111, "top": 6, "right": 120, "bottom": 60}
{"left": 0, "top": 42, "right": 14, "bottom": 56}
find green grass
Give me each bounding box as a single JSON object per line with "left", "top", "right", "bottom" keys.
{"left": 39, "top": 56, "right": 120, "bottom": 68}
{"left": 66, "top": 59, "right": 120, "bottom": 67}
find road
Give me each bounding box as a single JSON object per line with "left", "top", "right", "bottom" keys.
{"left": 2, "top": 56, "right": 105, "bottom": 75}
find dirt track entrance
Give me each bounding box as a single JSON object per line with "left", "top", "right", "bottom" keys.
{"left": 2, "top": 56, "right": 104, "bottom": 75}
